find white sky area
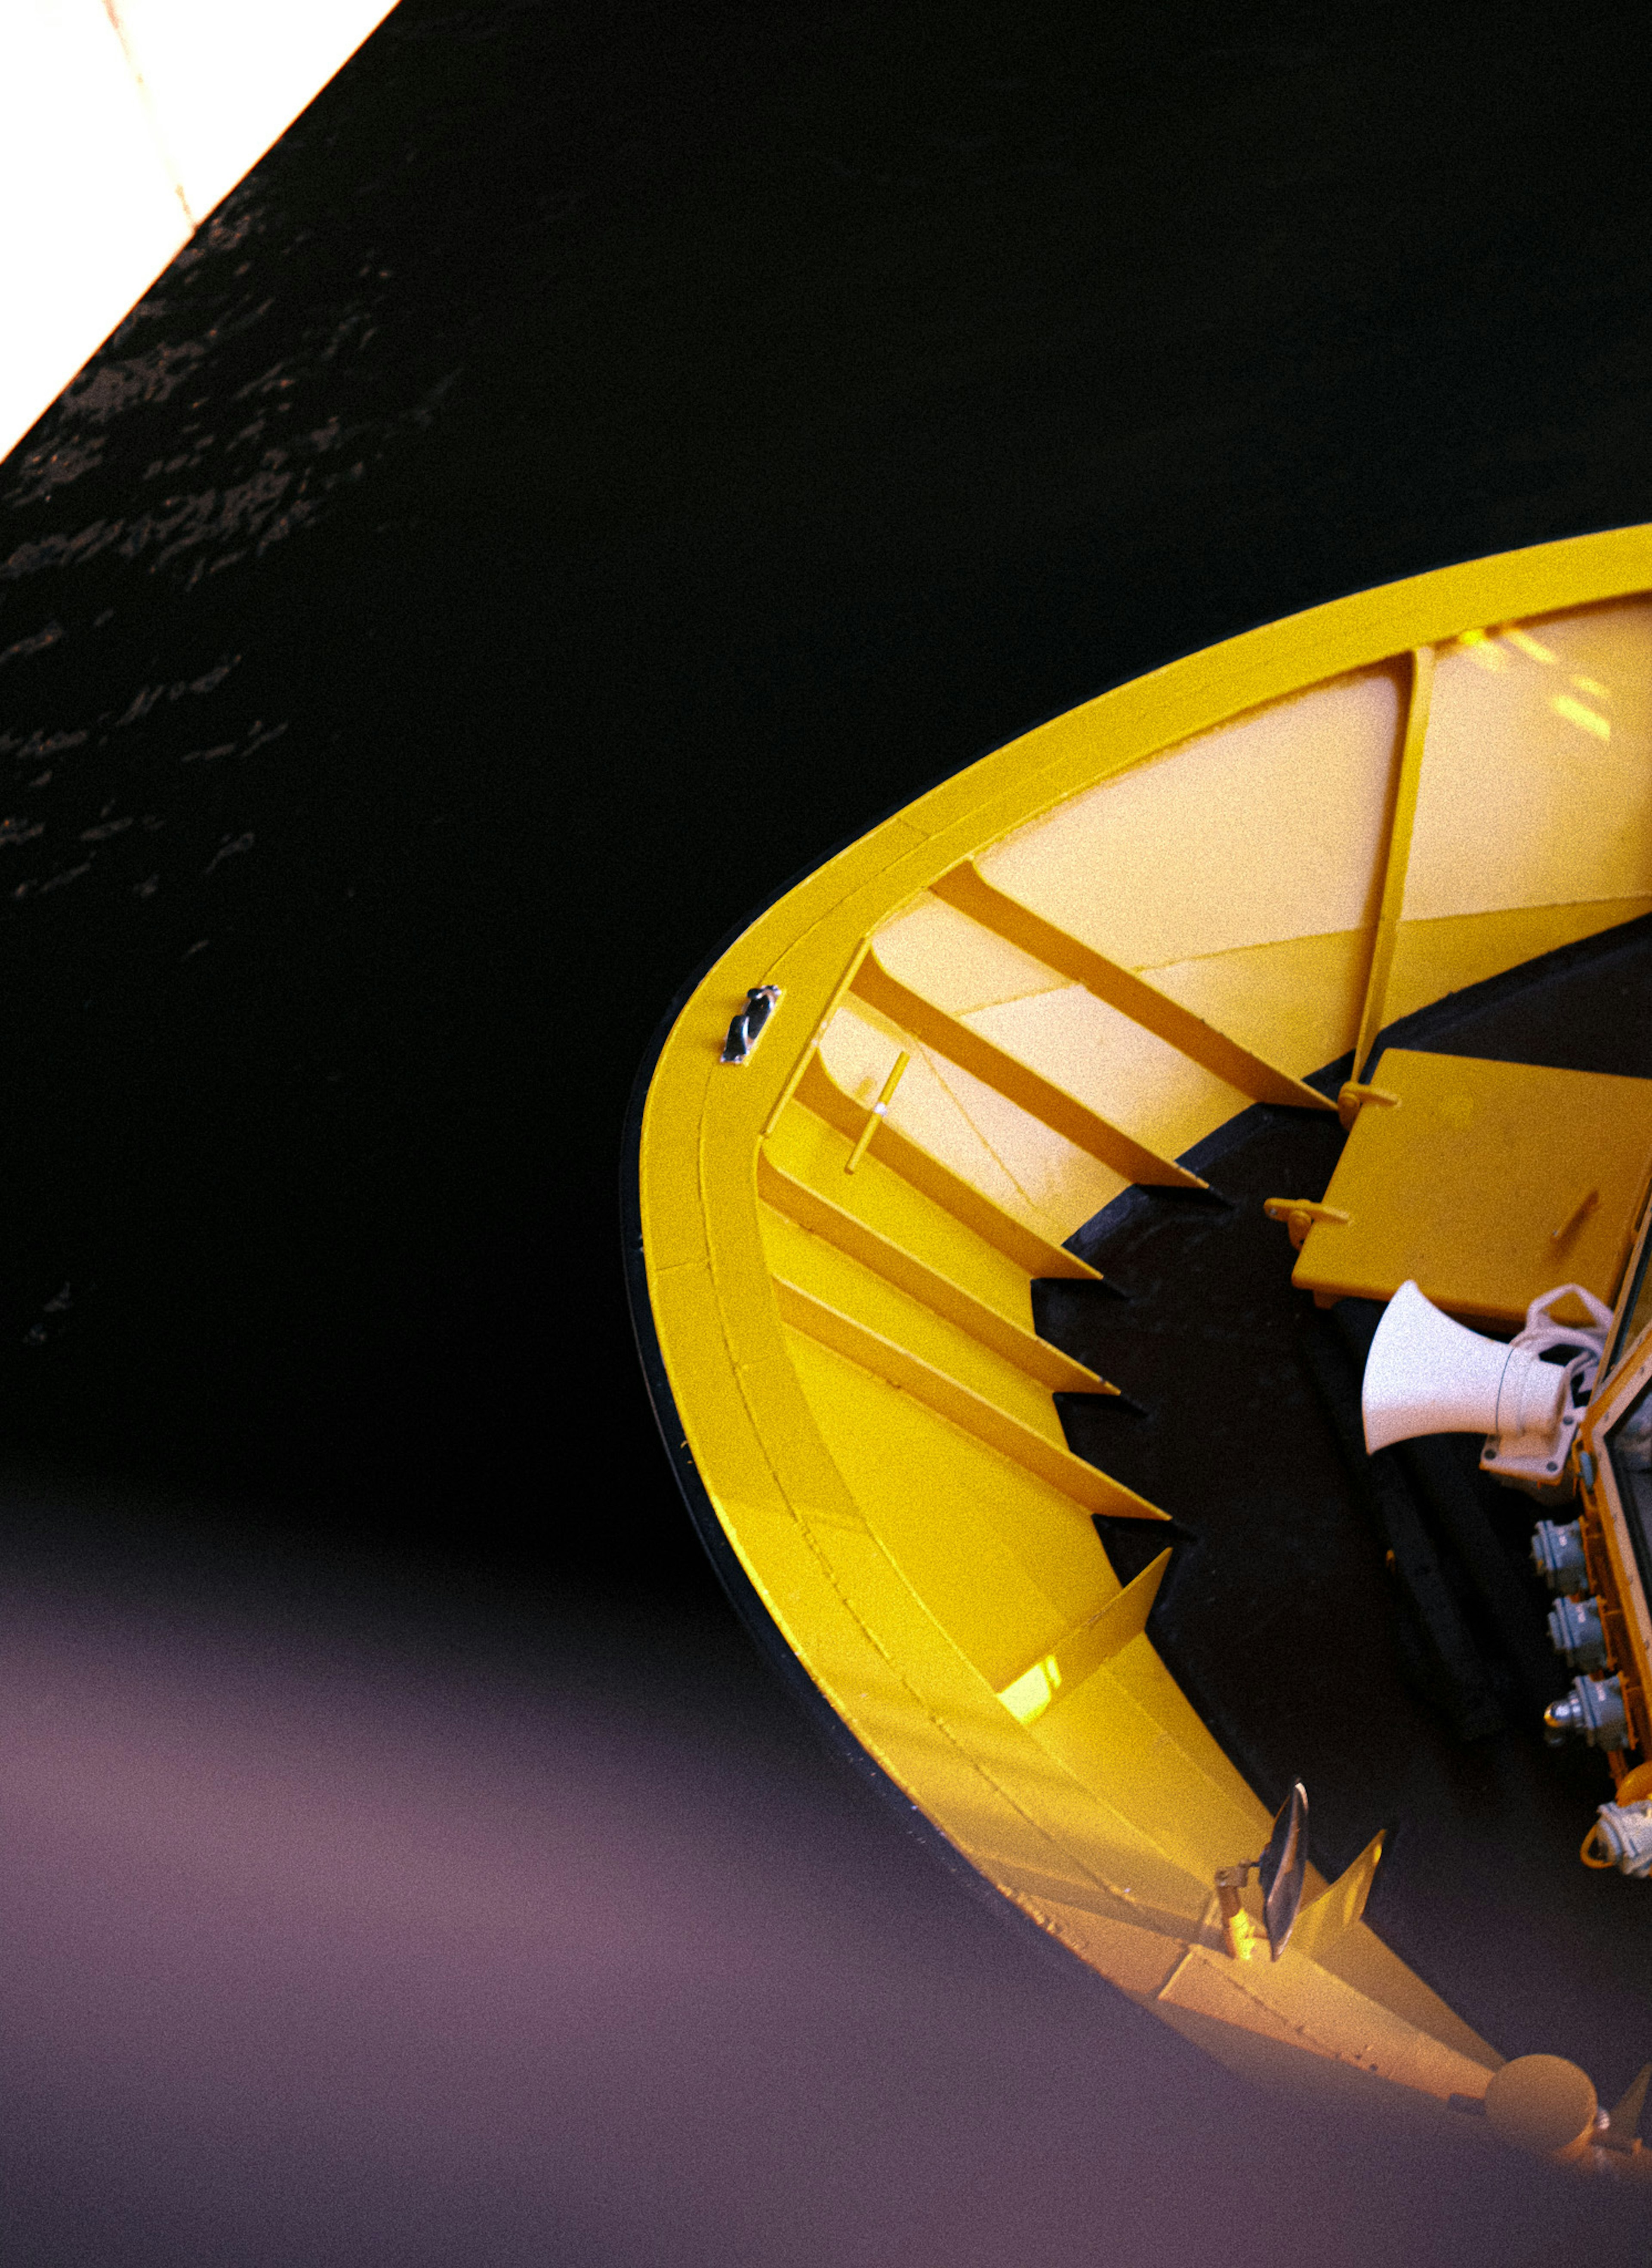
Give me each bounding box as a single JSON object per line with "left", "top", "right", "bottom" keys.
{"left": 0, "top": 0, "right": 400, "bottom": 467}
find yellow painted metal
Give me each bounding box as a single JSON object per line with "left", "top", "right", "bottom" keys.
{"left": 765, "top": 935, "right": 872, "bottom": 1136}
{"left": 1336, "top": 1080, "right": 1400, "bottom": 1131}
{"left": 1263, "top": 1197, "right": 1351, "bottom": 1253}
{"left": 772, "top": 1275, "right": 1163, "bottom": 1522}
{"left": 843, "top": 1048, "right": 909, "bottom": 1173}
{"left": 637, "top": 525, "right": 1652, "bottom": 2131}
{"left": 1292, "top": 1833, "right": 1384, "bottom": 1961}
{"left": 998, "top": 1549, "right": 1172, "bottom": 1724}
{"left": 930, "top": 858, "right": 1334, "bottom": 1112}
{"left": 795, "top": 1048, "right": 1102, "bottom": 1281}
{"left": 1403, "top": 605, "right": 1652, "bottom": 932}
{"left": 757, "top": 1149, "right": 1110, "bottom": 1395}
{"left": 1351, "top": 647, "right": 1436, "bottom": 1083}
{"left": 1290, "top": 1048, "right": 1652, "bottom": 1324}
{"left": 852, "top": 945, "right": 1208, "bottom": 1189}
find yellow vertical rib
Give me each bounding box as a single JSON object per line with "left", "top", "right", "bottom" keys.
{"left": 1352, "top": 645, "right": 1435, "bottom": 1083}
{"left": 762, "top": 934, "right": 872, "bottom": 1136}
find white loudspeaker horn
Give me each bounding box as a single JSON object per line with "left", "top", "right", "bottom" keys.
{"left": 1361, "top": 1280, "right": 1611, "bottom": 1480}
{"left": 1362, "top": 1280, "right": 1511, "bottom": 1452}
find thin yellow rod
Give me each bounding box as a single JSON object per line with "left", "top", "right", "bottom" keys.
{"left": 1352, "top": 646, "right": 1436, "bottom": 1085}
{"left": 844, "top": 1049, "right": 910, "bottom": 1173}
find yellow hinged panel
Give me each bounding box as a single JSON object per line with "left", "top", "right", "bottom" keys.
{"left": 1292, "top": 1049, "right": 1652, "bottom": 1324}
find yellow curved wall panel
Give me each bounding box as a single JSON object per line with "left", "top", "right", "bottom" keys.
{"left": 1405, "top": 602, "right": 1652, "bottom": 922}
{"left": 874, "top": 893, "right": 1066, "bottom": 1013}
{"left": 961, "top": 983, "right": 1250, "bottom": 1164}
{"left": 819, "top": 1001, "right": 1128, "bottom": 1237}
{"left": 1142, "top": 928, "right": 1374, "bottom": 1080}
{"left": 1385, "top": 897, "right": 1652, "bottom": 1030}
{"left": 979, "top": 665, "right": 1406, "bottom": 969}
{"left": 782, "top": 1330, "right": 1110, "bottom": 1687}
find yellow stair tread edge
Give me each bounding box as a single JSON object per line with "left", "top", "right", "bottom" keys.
{"left": 773, "top": 1274, "right": 1166, "bottom": 1524}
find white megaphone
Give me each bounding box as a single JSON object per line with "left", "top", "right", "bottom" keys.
{"left": 1362, "top": 1280, "right": 1612, "bottom": 1487}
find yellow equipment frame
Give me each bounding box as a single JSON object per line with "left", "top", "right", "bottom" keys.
{"left": 630, "top": 524, "right": 1652, "bottom": 2133}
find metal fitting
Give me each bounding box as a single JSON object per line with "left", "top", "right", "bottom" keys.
{"left": 1592, "top": 1802, "right": 1652, "bottom": 1877}
{"left": 1532, "top": 1519, "right": 1587, "bottom": 1593}
{"left": 1544, "top": 1673, "right": 1627, "bottom": 1750}
{"left": 1547, "top": 1593, "right": 1608, "bottom": 1672}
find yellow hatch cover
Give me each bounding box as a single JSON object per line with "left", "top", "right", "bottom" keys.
{"left": 1291, "top": 1049, "right": 1652, "bottom": 1326}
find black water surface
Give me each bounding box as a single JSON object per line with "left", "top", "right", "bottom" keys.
{"left": 8, "top": 2, "right": 1652, "bottom": 2258}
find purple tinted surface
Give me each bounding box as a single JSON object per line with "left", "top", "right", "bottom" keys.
{"left": 2, "top": 1493, "right": 1647, "bottom": 2268}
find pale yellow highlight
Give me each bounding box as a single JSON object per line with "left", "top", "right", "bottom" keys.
{"left": 979, "top": 664, "right": 1406, "bottom": 969}
{"left": 1551, "top": 693, "right": 1612, "bottom": 740}
{"left": 873, "top": 893, "right": 1066, "bottom": 1014}
{"left": 962, "top": 983, "right": 1250, "bottom": 1165}
{"left": 1404, "top": 599, "right": 1652, "bottom": 923}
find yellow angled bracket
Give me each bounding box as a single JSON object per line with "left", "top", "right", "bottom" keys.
{"left": 853, "top": 947, "right": 1208, "bottom": 1190}
{"left": 996, "top": 1548, "right": 1172, "bottom": 1723}
{"left": 795, "top": 1049, "right": 1104, "bottom": 1282}
{"left": 1336, "top": 1082, "right": 1400, "bottom": 1132}
{"left": 1290, "top": 1832, "right": 1384, "bottom": 1962}
{"left": 757, "top": 1148, "right": 1111, "bottom": 1394}
{"left": 1264, "top": 1197, "right": 1351, "bottom": 1252}
{"left": 931, "top": 859, "right": 1335, "bottom": 1113}
{"left": 773, "top": 1275, "right": 1168, "bottom": 1524}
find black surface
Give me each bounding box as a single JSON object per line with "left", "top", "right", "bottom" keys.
{"left": 1298, "top": 1300, "right": 1510, "bottom": 1745}
{"left": 9, "top": 0, "right": 1652, "bottom": 2256}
